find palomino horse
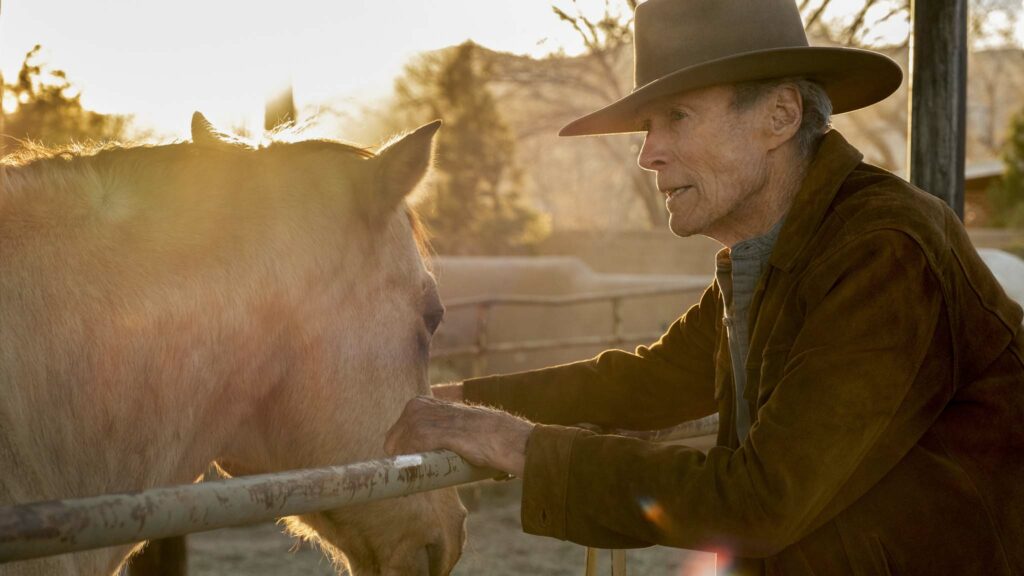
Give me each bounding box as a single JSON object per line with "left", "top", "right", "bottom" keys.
{"left": 0, "top": 114, "right": 465, "bottom": 575}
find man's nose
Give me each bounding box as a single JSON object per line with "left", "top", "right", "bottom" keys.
{"left": 638, "top": 132, "right": 667, "bottom": 171}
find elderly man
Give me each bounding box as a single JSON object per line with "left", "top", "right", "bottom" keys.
{"left": 386, "top": 0, "right": 1024, "bottom": 573}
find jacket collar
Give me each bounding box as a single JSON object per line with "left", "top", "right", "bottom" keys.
{"left": 770, "top": 130, "right": 864, "bottom": 272}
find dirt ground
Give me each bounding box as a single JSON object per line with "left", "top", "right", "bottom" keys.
{"left": 186, "top": 480, "right": 714, "bottom": 575}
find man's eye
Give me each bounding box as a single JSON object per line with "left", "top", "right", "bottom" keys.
{"left": 670, "top": 110, "right": 688, "bottom": 121}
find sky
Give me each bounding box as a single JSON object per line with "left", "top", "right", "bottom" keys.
{"left": 1, "top": 0, "right": 1021, "bottom": 139}
{"left": 0, "top": 0, "right": 619, "bottom": 138}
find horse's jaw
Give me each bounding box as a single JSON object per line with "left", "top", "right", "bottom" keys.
{"left": 278, "top": 489, "right": 466, "bottom": 576}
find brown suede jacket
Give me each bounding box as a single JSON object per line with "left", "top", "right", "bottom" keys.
{"left": 464, "top": 131, "right": 1024, "bottom": 575}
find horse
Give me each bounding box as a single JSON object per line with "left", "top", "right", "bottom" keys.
{"left": 0, "top": 113, "right": 465, "bottom": 576}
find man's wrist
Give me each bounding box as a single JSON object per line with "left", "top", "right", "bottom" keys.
{"left": 493, "top": 417, "right": 534, "bottom": 477}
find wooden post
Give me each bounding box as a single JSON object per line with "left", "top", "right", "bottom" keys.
{"left": 611, "top": 297, "right": 624, "bottom": 345}
{"left": 126, "top": 537, "right": 187, "bottom": 576}
{"left": 472, "top": 303, "right": 491, "bottom": 377}
{"left": 907, "top": 0, "right": 968, "bottom": 219}
{"left": 611, "top": 549, "right": 628, "bottom": 576}
{"left": 585, "top": 547, "right": 599, "bottom": 576}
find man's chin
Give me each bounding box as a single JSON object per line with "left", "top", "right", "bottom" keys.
{"left": 667, "top": 217, "right": 698, "bottom": 238}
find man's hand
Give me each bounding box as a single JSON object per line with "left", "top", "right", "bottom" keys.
{"left": 384, "top": 396, "right": 533, "bottom": 477}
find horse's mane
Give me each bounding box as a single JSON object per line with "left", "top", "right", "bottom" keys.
{"left": 0, "top": 133, "right": 432, "bottom": 260}
{"left": 0, "top": 133, "right": 376, "bottom": 167}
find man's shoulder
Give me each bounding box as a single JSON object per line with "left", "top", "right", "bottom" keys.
{"left": 825, "top": 162, "right": 955, "bottom": 255}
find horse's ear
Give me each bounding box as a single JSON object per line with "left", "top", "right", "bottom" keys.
{"left": 370, "top": 120, "right": 441, "bottom": 215}
{"left": 190, "top": 112, "right": 250, "bottom": 150}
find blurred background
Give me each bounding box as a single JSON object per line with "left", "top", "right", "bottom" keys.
{"left": 6, "top": 0, "right": 1024, "bottom": 235}
{"left": 6, "top": 0, "right": 1024, "bottom": 232}
{"left": 4, "top": 1, "right": 1024, "bottom": 574}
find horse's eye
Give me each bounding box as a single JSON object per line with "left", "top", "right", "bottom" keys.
{"left": 423, "top": 304, "right": 445, "bottom": 335}
{"left": 422, "top": 279, "right": 444, "bottom": 335}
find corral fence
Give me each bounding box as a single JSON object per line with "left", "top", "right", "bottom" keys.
{"left": 433, "top": 282, "right": 708, "bottom": 376}
{"left": 0, "top": 450, "right": 494, "bottom": 564}
{"left": 431, "top": 283, "right": 720, "bottom": 576}
{"left": 432, "top": 281, "right": 719, "bottom": 442}
{"left": 0, "top": 283, "right": 717, "bottom": 575}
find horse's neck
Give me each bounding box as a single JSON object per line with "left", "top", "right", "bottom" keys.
{"left": 3, "top": 363, "right": 226, "bottom": 503}
{"left": 0, "top": 548, "right": 128, "bottom": 576}
{"left": 0, "top": 377, "right": 217, "bottom": 576}
{"left": 0, "top": 428, "right": 134, "bottom": 576}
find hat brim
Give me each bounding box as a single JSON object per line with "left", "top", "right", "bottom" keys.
{"left": 558, "top": 46, "right": 903, "bottom": 137}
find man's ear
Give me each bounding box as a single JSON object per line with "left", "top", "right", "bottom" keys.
{"left": 767, "top": 84, "right": 803, "bottom": 150}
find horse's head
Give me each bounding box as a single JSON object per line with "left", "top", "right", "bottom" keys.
{"left": 189, "top": 115, "right": 465, "bottom": 575}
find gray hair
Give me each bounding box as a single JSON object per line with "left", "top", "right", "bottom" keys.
{"left": 731, "top": 77, "right": 832, "bottom": 157}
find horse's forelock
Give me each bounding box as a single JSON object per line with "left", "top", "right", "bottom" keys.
{"left": 406, "top": 206, "right": 433, "bottom": 270}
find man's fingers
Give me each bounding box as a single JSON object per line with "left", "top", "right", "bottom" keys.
{"left": 385, "top": 396, "right": 442, "bottom": 455}
{"left": 383, "top": 419, "right": 404, "bottom": 455}
{"left": 384, "top": 398, "right": 419, "bottom": 455}
{"left": 383, "top": 396, "right": 532, "bottom": 475}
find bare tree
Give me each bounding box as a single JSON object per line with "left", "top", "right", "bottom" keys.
{"left": 801, "top": 0, "right": 1024, "bottom": 169}
{"left": 490, "top": 0, "right": 665, "bottom": 228}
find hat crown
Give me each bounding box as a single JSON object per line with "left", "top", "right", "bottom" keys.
{"left": 634, "top": 0, "right": 810, "bottom": 89}
{"left": 557, "top": 0, "right": 901, "bottom": 136}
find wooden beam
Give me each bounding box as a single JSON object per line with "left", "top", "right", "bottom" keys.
{"left": 908, "top": 0, "right": 968, "bottom": 219}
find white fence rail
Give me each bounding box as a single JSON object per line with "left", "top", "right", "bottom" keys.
{"left": 0, "top": 450, "right": 493, "bottom": 564}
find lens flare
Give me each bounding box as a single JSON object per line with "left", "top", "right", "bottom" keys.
{"left": 677, "top": 550, "right": 719, "bottom": 576}
{"left": 638, "top": 496, "right": 669, "bottom": 530}
{"left": 638, "top": 497, "right": 731, "bottom": 576}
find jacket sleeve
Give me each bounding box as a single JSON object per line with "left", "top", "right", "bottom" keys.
{"left": 462, "top": 281, "right": 720, "bottom": 430}
{"left": 518, "top": 230, "right": 951, "bottom": 556}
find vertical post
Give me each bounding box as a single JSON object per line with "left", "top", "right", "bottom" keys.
{"left": 126, "top": 537, "right": 188, "bottom": 576}
{"left": 611, "top": 298, "right": 624, "bottom": 345}
{"left": 472, "top": 303, "right": 491, "bottom": 377}
{"left": 611, "top": 549, "right": 628, "bottom": 576}
{"left": 907, "top": 0, "right": 968, "bottom": 219}
{"left": 585, "top": 547, "right": 599, "bottom": 576}
{"left": 0, "top": 0, "right": 5, "bottom": 165}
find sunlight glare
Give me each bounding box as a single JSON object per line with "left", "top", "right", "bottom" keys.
{"left": 0, "top": 1, "right": 622, "bottom": 137}
{"left": 806, "top": 0, "right": 909, "bottom": 46}
{"left": 677, "top": 551, "right": 718, "bottom": 576}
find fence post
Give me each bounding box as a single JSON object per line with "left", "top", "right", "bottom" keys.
{"left": 126, "top": 537, "right": 187, "bottom": 576}
{"left": 611, "top": 297, "right": 624, "bottom": 345}
{"left": 471, "top": 303, "right": 491, "bottom": 377}
{"left": 908, "top": 0, "right": 967, "bottom": 218}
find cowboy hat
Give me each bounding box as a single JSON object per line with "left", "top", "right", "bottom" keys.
{"left": 559, "top": 0, "right": 903, "bottom": 137}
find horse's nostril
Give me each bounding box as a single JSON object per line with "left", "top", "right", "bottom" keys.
{"left": 426, "top": 542, "right": 446, "bottom": 576}
{"left": 415, "top": 545, "right": 432, "bottom": 576}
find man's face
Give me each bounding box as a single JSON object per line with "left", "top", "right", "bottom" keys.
{"left": 636, "top": 84, "right": 773, "bottom": 244}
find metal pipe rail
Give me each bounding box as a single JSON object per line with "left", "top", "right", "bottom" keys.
{"left": 442, "top": 282, "right": 708, "bottom": 309}
{"left": 0, "top": 450, "right": 494, "bottom": 564}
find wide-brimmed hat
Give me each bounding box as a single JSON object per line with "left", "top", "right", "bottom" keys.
{"left": 559, "top": 0, "right": 903, "bottom": 137}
